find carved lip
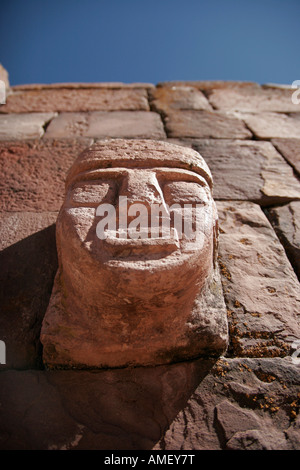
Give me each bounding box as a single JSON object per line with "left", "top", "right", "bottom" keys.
{"left": 102, "top": 228, "right": 180, "bottom": 256}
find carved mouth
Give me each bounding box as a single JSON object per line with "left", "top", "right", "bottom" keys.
{"left": 102, "top": 228, "right": 180, "bottom": 257}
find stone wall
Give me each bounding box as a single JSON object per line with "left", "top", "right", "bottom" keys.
{"left": 0, "top": 75, "right": 299, "bottom": 450}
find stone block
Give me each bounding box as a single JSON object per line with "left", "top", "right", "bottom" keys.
{"left": 0, "top": 357, "right": 299, "bottom": 449}
{"left": 0, "top": 88, "right": 150, "bottom": 113}
{"left": 217, "top": 201, "right": 300, "bottom": 357}
{"left": 149, "top": 85, "right": 212, "bottom": 114}
{"left": 0, "top": 113, "right": 56, "bottom": 140}
{"left": 164, "top": 110, "right": 252, "bottom": 139}
{"left": 0, "top": 138, "right": 92, "bottom": 211}
{"left": 157, "top": 81, "right": 259, "bottom": 92}
{"left": 0, "top": 212, "right": 58, "bottom": 369}
{"left": 272, "top": 138, "right": 300, "bottom": 177}
{"left": 237, "top": 112, "right": 300, "bottom": 139}
{"left": 267, "top": 201, "right": 300, "bottom": 279}
{"left": 156, "top": 357, "right": 300, "bottom": 450}
{"left": 12, "top": 82, "right": 154, "bottom": 90}
{"left": 193, "top": 139, "right": 300, "bottom": 205}
{"left": 208, "top": 87, "right": 300, "bottom": 113}
{"left": 44, "top": 111, "right": 166, "bottom": 139}
{"left": 0, "top": 359, "right": 210, "bottom": 449}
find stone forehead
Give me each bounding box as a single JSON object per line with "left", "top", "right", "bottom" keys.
{"left": 66, "top": 139, "right": 213, "bottom": 189}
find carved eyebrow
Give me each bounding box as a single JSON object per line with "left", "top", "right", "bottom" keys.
{"left": 66, "top": 167, "right": 209, "bottom": 189}
{"left": 66, "top": 169, "right": 127, "bottom": 188}
{"left": 155, "top": 168, "right": 209, "bottom": 187}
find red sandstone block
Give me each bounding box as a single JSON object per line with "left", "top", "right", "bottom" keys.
{"left": 157, "top": 81, "right": 259, "bottom": 92}
{"left": 149, "top": 85, "right": 212, "bottom": 114}
{"left": 267, "top": 201, "right": 300, "bottom": 279}
{"left": 237, "top": 112, "right": 300, "bottom": 139}
{"left": 157, "top": 358, "right": 300, "bottom": 450}
{"left": 44, "top": 111, "right": 166, "bottom": 139}
{"left": 0, "top": 138, "right": 92, "bottom": 211}
{"left": 0, "top": 113, "right": 56, "bottom": 140}
{"left": 164, "top": 110, "right": 252, "bottom": 139}
{"left": 208, "top": 86, "right": 300, "bottom": 113}
{"left": 0, "top": 88, "right": 150, "bottom": 113}
{"left": 217, "top": 201, "right": 300, "bottom": 357}
{"left": 12, "top": 82, "right": 154, "bottom": 90}
{"left": 272, "top": 138, "right": 300, "bottom": 177}
{"left": 193, "top": 139, "right": 300, "bottom": 205}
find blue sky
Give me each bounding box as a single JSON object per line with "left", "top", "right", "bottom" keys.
{"left": 0, "top": 0, "right": 299, "bottom": 86}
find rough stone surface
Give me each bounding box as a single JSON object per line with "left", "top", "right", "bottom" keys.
{"left": 192, "top": 139, "right": 300, "bottom": 205}
{"left": 238, "top": 112, "right": 300, "bottom": 139}
{"left": 164, "top": 110, "right": 252, "bottom": 139}
{"left": 157, "top": 81, "right": 260, "bottom": 92}
{"left": 44, "top": 111, "right": 166, "bottom": 139}
{"left": 0, "top": 139, "right": 92, "bottom": 211}
{"left": 155, "top": 358, "right": 300, "bottom": 450}
{"left": 12, "top": 82, "right": 155, "bottom": 90}
{"left": 267, "top": 201, "right": 300, "bottom": 280}
{"left": 149, "top": 85, "right": 212, "bottom": 114}
{"left": 217, "top": 201, "right": 300, "bottom": 357}
{"left": 0, "top": 357, "right": 299, "bottom": 450}
{"left": 0, "top": 88, "right": 150, "bottom": 113}
{"left": 0, "top": 113, "right": 56, "bottom": 140}
{"left": 0, "top": 211, "right": 58, "bottom": 369}
{"left": 0, "top": 359, "right": 211, "bottom": 450}
{"left": 208, "top": 87, "right": 300, "bottom": 113}
{"left": 41, "top": 139, "right": 228, "bottom": 369}
{"left": 272, "top": 138, "right": 300, "bottom": 177}
{"left": 0, "top": 78, "right": 300, "bottom": 450}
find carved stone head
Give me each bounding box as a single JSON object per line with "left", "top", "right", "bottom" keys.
{"left": 41, "top": 139, "right": 228, "bottom": 368}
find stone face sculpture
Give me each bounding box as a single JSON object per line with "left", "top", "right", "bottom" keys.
{"left": 40, "top": 139, "right": 228, "bottom": 368}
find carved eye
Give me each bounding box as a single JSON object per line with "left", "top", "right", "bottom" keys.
{"left": 163, "top": 182, "right": 209, "bottom": 205}
{"left": 69, "top": 181, "right": 117, "bottom": 207}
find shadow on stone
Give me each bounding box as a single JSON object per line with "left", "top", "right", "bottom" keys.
{"left": 265, "top": 203, "right": 300, "bottom": 281}
{"left": 0, "top": 224, "right": 58, "bottom": 369}
{"left": 0, "top": 358, "right": 216, "bottom": 450}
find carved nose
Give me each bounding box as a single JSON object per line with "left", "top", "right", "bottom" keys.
{"left": 119, "top": 170, "right": 165, "bottom": 207}
{"left": 117, "top": 171, "right": 168, "bottom": 227}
